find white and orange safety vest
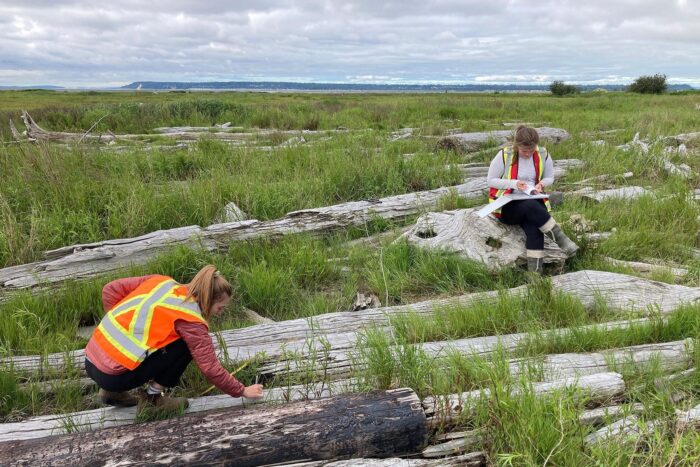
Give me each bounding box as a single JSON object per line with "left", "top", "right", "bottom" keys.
{"left": 91, "top": 275, "right": 207, "bottom": 370}
{"left": 487, "top": 145, "right": 552, "bottom": 218}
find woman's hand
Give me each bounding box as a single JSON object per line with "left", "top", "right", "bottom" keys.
{"left": 534, "top": 182, "right": 545, "bottom": 193}
{"left": 516, "top": 180, "right": 528, "bottom": 191}
{"left": 243, "top": 384, "right": 264, "bottom": 398}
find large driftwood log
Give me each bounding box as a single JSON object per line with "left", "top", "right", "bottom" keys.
{"left": 4, "top": 270, "right": 700, "bottom": 375}
{"left": 0, "top": 157, "right": 579, "bottom": 296}
{"left": 0, "top": 388, "right": 427, "bottom": 467}
{"left": 438, "top": 127, "right": 571, "bottom": 152}
{"left": 399, "top": 208, "right": 568, "bottom": 270}
{"left": 423, "top": 372, "right": 625, "bottom": 424}
{"left": 0, "top": 379, "right": 356, "bottom": 442}
{"left": 0, "top": 178, "right": 488, "bottom": 295}
{"left": 451, "top": 158, "right": 582, "bottom": 179}
{"left": 20, "top": 110, "right": 116, "bottom": 143}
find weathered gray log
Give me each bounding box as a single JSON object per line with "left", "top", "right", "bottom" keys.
{"left": 5, "top": 270, "right": 700, "bottom": 375}
{"left": 0, "top": 379, "right": 356, "bottom": 442}
{"left": 662, "top": 159, "right": 693, "bottom": 178}
{"left": 0, "top": 388, "right": 426, "bottom": 467}
{"left": 570, "top": 186, "right": 651, "bottom": 202}
{"left": 438, "top": 127, "right": 571, "bottom": 152}
{"left": 422, "top": 429, "right": 484, "bottom": 458}
{"left": 579, "top": 403, "right": 646, "bottom": 426}
{"left": 450, "top": 158, "right": 581, "bottom": 179}
{"left": 399, "top": 208, "right": 568, "bottom": 270}
{"left": 423, "top": 372, "right": 625, "bottom": 424}
{"left": 603, "top": 257, "right": 688, "bottom": 279}
{"left": 0, "top": 177, "right": 489, "bottom": 295}
{"left": 288, "top": 452, "right": 485, "bottom": 467}
{"left": 216, "top": 201, "right": 248, "bottom": 223}
{"left": 20, "top": 110, "right": 116, "bottom": 143}
{"left": 663, "top": 132, "right": 700, "bottom": 146}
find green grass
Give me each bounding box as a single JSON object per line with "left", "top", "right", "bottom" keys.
{"left": 2, "top": 90, "right": 700, "bottom": 463}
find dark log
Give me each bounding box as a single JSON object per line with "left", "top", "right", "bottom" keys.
{"left": 0, "top": 388, "right": 427, "bottom": 467}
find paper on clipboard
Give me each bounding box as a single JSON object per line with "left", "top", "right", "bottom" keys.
{"left": 476, "top": 193, "right": 550, "bottom": 218}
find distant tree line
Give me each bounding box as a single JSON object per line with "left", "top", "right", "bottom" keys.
{"left": 550, "top": 74, "right": 668, "bottom": 96}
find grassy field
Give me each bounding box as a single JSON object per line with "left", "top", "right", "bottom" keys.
{"left": 1, "top": 89, "right": 700, "bottom": 464}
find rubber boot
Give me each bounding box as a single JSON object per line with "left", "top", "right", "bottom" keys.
{"left": 540, "top": 219, "right": 579, "bottom": 258}
{"left": 549, "top": 225, "right": 579, "bottom": 258}
{"left": 99, "top": 389, "right": 139, "bottom": 407}
{"left": 526, "top": 249, "right": 544, "bottom": 278}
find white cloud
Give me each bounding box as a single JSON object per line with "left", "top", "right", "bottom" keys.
{"left": 0, "top": 0, "right": 698, "bottom": 86}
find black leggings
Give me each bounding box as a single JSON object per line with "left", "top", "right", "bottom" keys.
{"left": 500, "top": 199, "right": 551, "bottom": 250}
{"left": 85, "top": 339, "right": 192, "bottom": 392}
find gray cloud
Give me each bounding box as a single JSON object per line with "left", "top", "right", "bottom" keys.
{"left": 0, "top": 0, "right": 698, "bottom": 86}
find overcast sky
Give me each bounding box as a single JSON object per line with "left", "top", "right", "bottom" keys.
{"left": 1, "top": 0, "right": 698, "bottom": 87}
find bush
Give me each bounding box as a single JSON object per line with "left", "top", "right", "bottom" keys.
{"left": 549, "top": 81, "right": 580, "bottom": 96}
{"left": 628, "top": 74, "right": 667, "bottom": 94}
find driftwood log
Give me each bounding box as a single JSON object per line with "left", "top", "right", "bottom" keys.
{"left": 399, "top": 208, "right": 567, "bottom": 270}
{"left": 603, "top": 257, "right": 688, "bottom": 279}
{"left": 438, "top": 127, "right": 571, "bottom": 152}
{"left": 423, "top": 372, "right": 625, "bottom": 425}
{"left": 289, "top": 452, "right": 485, "bottom": 467}
{"left": 4, "top": 270, "right": 700, "bottom": 376}
{"left": 0, "top": 158, "right": 580, "bottom": 296}
{"left": 0, "top": 388, "right": 427, "bottom": 467}
{"left": 0, "top": 177, "right": 487, "bottom": 295}
{"left": 569, "top": 186, "right": 652, "bottom": 203}
{"left": 20, "top": 111, "right": 116, "bottom": 144}
{"left": 0, "top": 379, "right": 356, "bottom": 442}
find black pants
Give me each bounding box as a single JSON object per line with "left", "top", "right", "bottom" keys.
{"left": 85, "top": 339, "right": 192, "bottom": 392}
{"left": 500, "top": 199, "right": 551, "bottom": 250}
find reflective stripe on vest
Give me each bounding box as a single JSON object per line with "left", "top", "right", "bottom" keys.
{"left": 95, "top": 278, "right": 206, "bottom": 369}
{"left": 487, "top": 145, "right": 551, "bottom": 217}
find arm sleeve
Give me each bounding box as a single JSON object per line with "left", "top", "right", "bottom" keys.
{"left": 487, "top": 150, "right": 519, "bottom": 190}
{"left": 176, "top": 321, "right": 246, "bottom": 398}
{"left": 101, "top": 275, "right": 158, "bottom": 312}
{"left": 540, "top": 150, "right": 555, "bottom": 187}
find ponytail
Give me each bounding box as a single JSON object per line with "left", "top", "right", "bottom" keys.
{"left": 186, "top": 265, "right": 232, "bottom": 316}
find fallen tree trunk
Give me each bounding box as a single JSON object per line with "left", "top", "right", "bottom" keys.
{"left": 0, "top": 157, "right": 579, "bottom": 296}
{"left": 438, "top": 127, "right": 571, "bottom": 152}
{"left": 0, "top": 388, "right": 426, "bottom": 467}
{"left": 290, "top": 452, "right": 485, "bottom": 467}
{"left": 20, "top": 110, "right": 116, "bottom": 143}
{"left": 0, "top": 379, "right": 356, "bottom": 442}
{"left": 423, "top": 372, "right": 625, "bottom": 425}
{"left": 399, "top": 208, "right": 567, "bottom": 270}
{"left": 4, "top": 270, "right": 700, "bottom": 375}
{"left": 0, "top": 177, "right": 488, "bottom": 294}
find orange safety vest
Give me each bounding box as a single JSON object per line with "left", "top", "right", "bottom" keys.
{"left": 487, "top": 145, "right": 552, "bottom": 218}
{"left": 91, "top": 275, "right": 208, "bottom": 370}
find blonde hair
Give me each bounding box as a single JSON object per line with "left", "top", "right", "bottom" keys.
{"left": 513, "top": 125, "right": 540, "bottom": 153}
{"left": 186, "top": 265, "right": 232, "bottom": 316}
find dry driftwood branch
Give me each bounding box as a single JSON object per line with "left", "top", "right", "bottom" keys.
{"left": 240, "top": 306, "right": 275, "bottom": 324}
{"left": 0, "top": 379, "right": 356, "bottom": 442}
{"left": 8, "top": 118, "right": 24, "bottom": 141}
{"left": 0, "top": 388, "right": 426, "bottom": 467}
{"left": 438, "top": 127, "right": 571, "bottom": 152}
{"left": 422, "top": 429, "right": 484, "bottom": 458}
{"left": 4, "top": 270, "right": 700, "bottom": 376}
{"left": 288, "top": 452, "right": 486, "bottom": 467}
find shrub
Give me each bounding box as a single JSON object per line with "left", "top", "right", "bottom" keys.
{"left": 549, "top": 81, "right": 580, "bottom": 96}
{"left": 628, "top": 74, "right": 667, "bottom": 94}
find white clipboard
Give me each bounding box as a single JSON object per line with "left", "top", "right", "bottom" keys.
{"left": 476, "top": 193, "right": 550, "bottom": 218}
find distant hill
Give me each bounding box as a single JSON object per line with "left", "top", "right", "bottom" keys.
{"left": 121, "top": 81, "right": 695, "bottom": 92}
